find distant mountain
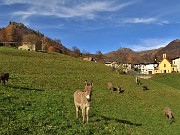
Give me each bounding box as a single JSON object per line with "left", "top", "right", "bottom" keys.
{"left": 104, "top": 40, "right": 180, "bottom": 64}
{"left": 104, "top": 48, "right": 140, "bottom": 63}
{"left": 155, "top": 39, "right": 180, "bottom": 60}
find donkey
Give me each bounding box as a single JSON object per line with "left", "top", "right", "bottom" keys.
{"left": 74, "top": 80, "right": 93, "bottom": 123}
{"left": 164, "top": 107, "right": 175, "bottom": 124}
{"left": 0, "top": 73, "right": 9, "bottom": 85}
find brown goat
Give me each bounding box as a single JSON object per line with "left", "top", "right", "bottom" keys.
{"left": 107, "top": 82, "right": 114, "bottom": 90}
{"left": 164, "top": 107, "right": 175, "bottom": 124}
{"left": 0, "top": 73, "right": 9, "bottom": 85}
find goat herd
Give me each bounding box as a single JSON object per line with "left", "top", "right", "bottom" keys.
{"left": 73, "top": 78, "right": 175, "bottom": 125}
{"left": 0, "top": 73, "right": 175, "bottom": 125}
{"left": 108, "top": 76, "right": 147, "bottom": 94}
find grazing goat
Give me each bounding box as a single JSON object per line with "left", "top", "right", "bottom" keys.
{"left": 0, "top": 73, "right": 9, "bottom": 85}
{"left": 136, "top": 76, "right": 141, "bottom": 85}
{"left": 164, "top": 107, "right": 175, "bottom": 124}
{"left": 107, "top": 82, "right": 114, "bottom": 90}
{"left": 74, "top": 80, "right": 93, "bottom": 123}
{"left": 142, "top": 85, "right": 148, "bottom": 91}
{"left": 117, "top": 85, "right": 123, "bottom": 93}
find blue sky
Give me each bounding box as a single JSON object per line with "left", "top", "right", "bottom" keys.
{"left": 0, "top": 0, "right": 180, "bottom": 54}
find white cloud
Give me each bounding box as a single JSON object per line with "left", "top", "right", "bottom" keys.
{"left": 121, "top": 17, "right": 170, "bottom": 26}
{"left": 124, "top": 17, "right": 157, "bottom": 24}
{"left": 129, "top": 38, "right": 173, "bottom": 51}
{"left": 157, "top": 20, "right": 170, "bottom": 25}
{"left": 8, "top": 1, "right": 134, "bottom": 20}
{"left": 0, "top": 0, "right": 32, "bottom": 5}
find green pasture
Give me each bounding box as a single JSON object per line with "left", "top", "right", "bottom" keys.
{"left": 0, "top": 47, "right": 180, "bottom": 135}
{"left": 151, "top": 73, "right": 180, "bottom": 90}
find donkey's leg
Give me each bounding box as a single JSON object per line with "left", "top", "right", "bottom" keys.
{"left": 2, "top": 79, "right": 5, "bottom": 85}
{"left": 82, "top": 108, "right": 85, "bottom": 123}
{"left": 86, "top": 107, "right": 90, "bottom": 123}
{"left": 75, "top": 105, "right": 79, "bottom": 119}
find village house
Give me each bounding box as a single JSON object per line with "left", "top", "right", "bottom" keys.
{"left": 154, "top": 54, "right": 177, "bottom": 73}
{"left": 105, "top": 61, "right": 119, "bottom": 68}
{"left": 141, "top": 62, "right": 158, "bottom": 74}
{"left": 172, "top": 57, "right": 180, "bottom": 73}
{"left": 122, "top": 63, "right": 132, "bottom": 73}
{"left": 134, "top": 63, "right": 142, "bottom": 70}
{"left": 105, "top": 54, "right": 178, "bottom": 75}
{"left": 134, "top": 62, "right": 158, "bottom": 74}
{"left": 18, "top": 42, "right": 41, "bottom": 51}
{"left": 83, "top": 57, "right": 96, "bottom": 62}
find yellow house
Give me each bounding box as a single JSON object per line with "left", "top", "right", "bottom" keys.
{"left": 154, "top": 54, "right": 177, "bottom": 73}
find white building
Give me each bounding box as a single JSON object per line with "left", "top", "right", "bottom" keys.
{"left": 135, "top": 62, "right": 158, "bottom": 74}
{"left": 105, "top": 62, "right": 119, "bottom": 68}
{"left": 172, "top": 57, "right": 180, "bottom": 73}
{"left": 18, "top": 42, "right": 36, "bottom": 51}
{"left": 122, "top": 63, "right": 132, "bottom": 73}
{"left": 144, "top": 63, "right": 158, "bottom": 74}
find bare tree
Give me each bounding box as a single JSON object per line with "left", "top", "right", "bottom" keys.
{"left": 72, "top": 46, "right": 81, "bottom": 57}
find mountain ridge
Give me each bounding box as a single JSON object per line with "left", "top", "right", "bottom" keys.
{"left": 104, "top": 40, "right": 180, "bottom": 63}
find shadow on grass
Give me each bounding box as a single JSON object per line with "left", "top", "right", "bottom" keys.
{"left": 4, "top": 84, "right": 45, "bottom": 92}
{"left": 112, "top": 88, "right": 125, "bottom": 94}
{"left": 94, "top": 115, "right": 142, "bottom": 126}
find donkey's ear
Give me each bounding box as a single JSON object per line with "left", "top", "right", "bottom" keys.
{"left": 90, "top": 81, "right": 93, "bottom": 86}
{"left": 85, "top": 80, "right": 88, "bottom": 85}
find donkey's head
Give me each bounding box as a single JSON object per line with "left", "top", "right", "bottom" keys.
{"left": 84, "top": 80, "right": 93, "bottom": 101}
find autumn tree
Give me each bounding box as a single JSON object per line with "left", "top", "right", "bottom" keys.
{"left": 22, "top": 34, "right": 39, "bottom": 44}
{"left": 96, "top": 50, "right": 103, "bottom": 60}
{"left": 22, "top": 34, "right": 41, "bottom": 50}
{"left": 41, "top": 37, "right": 55, "bottom": 51}
{"left": 48, "top": 46, "right": 56, "bottom": 52}
{"left": 0, "top": 29, "right": 5, "bottom": 42}
{"left": 127, "top": 55, "right": 135, "bottom": 63}
{"left": 72, "top": 46, "right": 81, "bottom": 57}
{"left": 4, "top": 25, "right": 17, "bottom": 42}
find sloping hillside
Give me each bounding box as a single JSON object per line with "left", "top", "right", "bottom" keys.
{"left": 0, "top": 47, "right": 180, "bottom": 134}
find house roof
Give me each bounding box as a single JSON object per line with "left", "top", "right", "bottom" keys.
{"left": 134, "top": 62, "right": 158, "bottom": 65}
{"left": 171, "top": 56, "right": 180, "bottom": 60}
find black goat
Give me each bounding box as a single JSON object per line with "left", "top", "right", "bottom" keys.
{"left": 0, "top": 73, "right": 9, "bottom": 85}
{"left": 142, "top": 85, "right": 148, "bottom": 91}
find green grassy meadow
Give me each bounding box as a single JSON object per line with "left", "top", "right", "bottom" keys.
{"left": 0, "top": 47, "right": 180, "bottom": 135}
